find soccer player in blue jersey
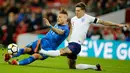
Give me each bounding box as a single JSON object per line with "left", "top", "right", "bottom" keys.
{"left": 4, "top": 8, "right": 70, "bottom": 65}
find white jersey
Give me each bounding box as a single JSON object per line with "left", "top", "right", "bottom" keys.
{"left": 69, "top": 14, "right": 97, "bottom": 44}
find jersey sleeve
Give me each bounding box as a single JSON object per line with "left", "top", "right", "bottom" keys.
{"left": 88, "top": 15, "right": 98, "bottom": 24}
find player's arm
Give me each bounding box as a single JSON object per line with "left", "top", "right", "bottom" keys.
{"left": 89, "top": 15, "right": 129, "bottom": 29}
{"left": 51, "top": 26, "right": 65, "bottom": 35}
{"left": 67, "top": 26, "right": 72, "bottom": 41}
{"left": 97, "top": 19, "right": 124, "bottom": 27}
{"left": 67, "top": 21, "right": 72, "bottom": 41}
{"left": 43, "top": 18, "right": 64, "bottom": 35}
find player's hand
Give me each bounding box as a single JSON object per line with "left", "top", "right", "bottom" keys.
{"left": 43, "top": 18, "right": 51, "bottom": 26}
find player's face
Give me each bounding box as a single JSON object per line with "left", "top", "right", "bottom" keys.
{"left": 57, "top": 13, "right": 67, "bottom": 25}
{"left": 75, "top": 7, "right": 85, "bottom": 18}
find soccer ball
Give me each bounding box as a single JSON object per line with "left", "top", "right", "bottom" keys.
{"left": 7, "top": 43, "right": 19, "bottom": 55}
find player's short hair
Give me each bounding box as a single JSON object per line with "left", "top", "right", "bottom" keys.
{"left": 59, "top": 8, "right": 68, "bottom": 16}
{"left": 75, "top": 2, "right": 86, "bottom": 10}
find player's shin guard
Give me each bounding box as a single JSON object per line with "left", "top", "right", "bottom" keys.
{"left": 12, "top": 48, "right": 24, "bottom": 58}
{"left": 39, "top": 49, "right": 60, "bottom": 57}
{"left": 18, "top": 56, "right": 35, "bottom": 65}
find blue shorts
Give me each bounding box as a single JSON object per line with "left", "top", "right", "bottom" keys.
{"left": 67, "top": 42, "right": 81, "bottom": 59}
{"left": 68, "top": 42, "right": 81, "bottom": 55}
{"left": 26, "top": 40, "right": 39, "bottom": 52}
{"left": 25, "top": 40, "right": 49, "bottom": 60}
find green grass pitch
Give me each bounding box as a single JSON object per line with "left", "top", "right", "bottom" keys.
{"left": 0, "top": 49, "right": 129, "bottom": 73}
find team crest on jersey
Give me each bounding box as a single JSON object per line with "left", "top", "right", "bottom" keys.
{"left": 81, "top": 18, "right": 85, "bottom": 22}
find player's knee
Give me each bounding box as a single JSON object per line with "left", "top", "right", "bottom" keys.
{"left": 60, "top": 48, "right": 72, "bottom": 56}
{"left": 32, "top": 53, "right": 40, "bottom": 59}
{"left": 24, "top": 47, "right": 32, "bottom": 53}
{"left": 60, "top": 49, "right": 68, "bottom": 56}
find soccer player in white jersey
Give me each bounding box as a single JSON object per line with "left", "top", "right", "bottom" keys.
{"left": 39, "top": 2, "right": 129, "bottom": 70}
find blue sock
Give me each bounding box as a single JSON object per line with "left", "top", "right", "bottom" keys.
{"left": 18, "top": 56, "right": 36, "bottom": 65}
{"left": 12, "top": 48, "right": 24, "bottom": 58}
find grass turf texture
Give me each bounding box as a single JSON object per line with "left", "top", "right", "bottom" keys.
{"left": 0, "top": 48, "right": 129, "bottom": 73}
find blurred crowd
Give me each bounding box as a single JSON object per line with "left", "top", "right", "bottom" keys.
{"left": 0, "top": 0, "right": 130, "bottom": 46}
{"left": 70, "top": 0, "right": 130, "bottom": 16}
{"left": 0, "top": 0, "right": 57, "bottom": 46}
{"left": 87, "top": 24, "right": 130, "bottom": 41}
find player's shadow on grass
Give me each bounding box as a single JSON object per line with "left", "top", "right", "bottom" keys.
{"left": 26, "top": 65, "right": 69, "bottom": 70}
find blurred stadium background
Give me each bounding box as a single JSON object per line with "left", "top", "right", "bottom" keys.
{"left": 0, "top": 0, "right": 130, "bottom": 73}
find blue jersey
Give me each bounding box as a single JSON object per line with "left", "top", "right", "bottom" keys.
{"left": 41, "top": 24, "right": 69, "bottom": 50}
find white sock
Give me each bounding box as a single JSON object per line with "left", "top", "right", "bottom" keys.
{"left": 76, "top": 64, "right": 97, "bottom": 70}
{"left": 39, "top": 49, "right": 60, "bottom": 57}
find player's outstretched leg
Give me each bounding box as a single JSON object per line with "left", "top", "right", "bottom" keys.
{"left": 4, "top": 47, "right": 33, "bottom": 62}
{"left": 39, "top": 49, "right": 61, "bottom": 57}
{"left": 18, "top": 56, "right": 36, "bottom": 65}
{"left": 9, "top": 53, "right": 42, "bottom": 65}
{"left": 4, "top": 48, "right": 25, "bottom": 62}
{"left": 39, "top": 46, "right": 72, "bottom": 57}
{"left": 12, "top": 48, "right": 25, "bottom": 58}
{"left": 9, "top": 56, "right": 35, "bottom": 65}
{"left": 76, "top": 64, "right": 102, "bottom": 71}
